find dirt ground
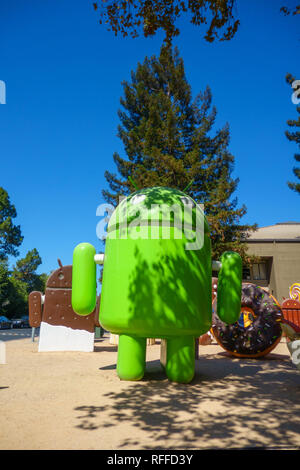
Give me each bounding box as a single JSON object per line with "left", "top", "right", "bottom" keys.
{"left": 1, "top": 333, "right": 300, "bottom": 450}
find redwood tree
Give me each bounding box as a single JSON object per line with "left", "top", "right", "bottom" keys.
{"left": 103, "top": 45, "right": 256, "bottom": 261}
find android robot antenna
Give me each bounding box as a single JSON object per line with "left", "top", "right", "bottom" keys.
{"left": 128, "top": 175, "right": 140, "bottom": 191}
{"left": 182, "top": 179, "right": 194, "bottom": 193}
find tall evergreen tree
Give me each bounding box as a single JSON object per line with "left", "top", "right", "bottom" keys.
{"left": 285, "top": 73, "right": 300, "bottom": 194}
{"left": 103, "top": 45, "right": 256, "bottom": 262}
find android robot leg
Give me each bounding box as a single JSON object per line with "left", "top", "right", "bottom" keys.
{"left": 117, "top": 334, "right": 147, "bottom": 381}
{"left": 164, "top": 336, "right": 195, "bottom": 383}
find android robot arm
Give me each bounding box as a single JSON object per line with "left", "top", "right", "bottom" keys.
{"left": 71, "top": 243, "right": 98, "bottom": 316}
{"left": 213, "top": 251, "right": 242, "bottom": 325}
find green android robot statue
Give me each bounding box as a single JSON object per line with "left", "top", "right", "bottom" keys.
{"left": 72, "top": 186, "right": 242, "bottom": 383}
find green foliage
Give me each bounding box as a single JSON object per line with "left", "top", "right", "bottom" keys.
{"left": 5, "top": 276, "right": 28, "bottom": 319}
{"left": 0, "top": 260, "right": 27, "bottom": 317}
{"left": 285, "top": 73, "right": 300, "bottom": 195}
{"left": 0, "top": 187, "right": 23, "bottom": 260}
{"left": 12, "top": 248, "right": 44, "bottom": 293}
{"left": 0, "top": 259, "right": 10, "bottom": 312}
{"left": 93, "top": 1, "right": 299, "bottom": 44}
{"left": 93, "top": 0, "right": 240, "bottom": 44}
{"left": 103, "top": 45, "right": 257, "bottom": 263}
{"left": 280, "top": 5, "right": 300, "bottom": 16}
{"left": 0, "top": 250, "right": 47, "bottom": 318}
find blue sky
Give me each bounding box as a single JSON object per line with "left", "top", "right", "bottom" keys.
{"left": 0, "top": 0, "right": 299, "bottom": 275}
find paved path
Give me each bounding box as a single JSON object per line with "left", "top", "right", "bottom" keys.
{"left": 0, "top": 328, "right": 39, "bottom": 342}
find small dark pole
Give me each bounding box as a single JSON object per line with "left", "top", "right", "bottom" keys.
{"left": 195, "top": 337, "right": 199, "bottom": 359}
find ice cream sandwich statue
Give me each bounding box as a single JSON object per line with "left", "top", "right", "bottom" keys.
{"left": 72, "top": 186, "right": 243, "bottom": 383}
{"left": 29, "top": 260, "right": 100, "bottom": 352}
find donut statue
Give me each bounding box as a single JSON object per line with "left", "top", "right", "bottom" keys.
{"left": 211, "top": 281, "right": 283, "bottom": 358}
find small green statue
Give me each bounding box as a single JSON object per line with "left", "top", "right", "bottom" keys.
{"left": 72, "top": 187, "right": 242, "bottom": 383}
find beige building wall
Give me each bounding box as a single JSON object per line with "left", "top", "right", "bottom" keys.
{"left": 246, "top": 241, "right": 300, "bottom": 301}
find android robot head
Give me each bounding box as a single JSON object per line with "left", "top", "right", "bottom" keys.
{"left": 72, "top": 186, "right": 242, "bottom": 383}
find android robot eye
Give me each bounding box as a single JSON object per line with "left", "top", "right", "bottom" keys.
{"left": 180, "top": 196, "right": 195, "bottom": 208}
{"left": 131, "top": 194, "right": 146, "bottom": 205}
{"left": 58, "top": 273, "right": 64, "bottom": 280}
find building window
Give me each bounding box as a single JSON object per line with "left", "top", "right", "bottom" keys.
{"left": 252, "top": 262, "right": 267, "bottom": 280}
{"left": 242, "top": 267, "right": 251, "bottom": 280}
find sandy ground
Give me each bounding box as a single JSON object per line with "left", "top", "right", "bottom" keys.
{"left": 1, "top": 332, "right": 300, "bottom": 450}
